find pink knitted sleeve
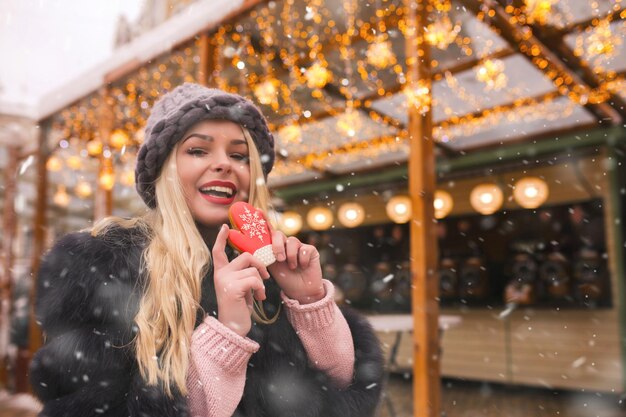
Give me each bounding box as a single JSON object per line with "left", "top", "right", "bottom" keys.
{"left": 281, "top": 280, "right": 355, "bottom": 388}
{"left": 186, "top": 316, "right": 259, "bottom": 417}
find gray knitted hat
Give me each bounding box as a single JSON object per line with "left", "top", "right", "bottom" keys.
{"left": 135, "top": 83, "right": 275, "bottom": 208}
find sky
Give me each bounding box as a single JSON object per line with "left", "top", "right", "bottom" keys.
{"left": 0, "top": 0, "right": 144, "bottom": 108}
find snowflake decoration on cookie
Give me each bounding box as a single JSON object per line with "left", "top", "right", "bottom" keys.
{"left": 239, "top": 206, "right": 268, "bottom": 243}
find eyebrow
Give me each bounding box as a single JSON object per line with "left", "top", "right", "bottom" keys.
{"left": 183, "top": 133, "right": 247, "bottom": 146}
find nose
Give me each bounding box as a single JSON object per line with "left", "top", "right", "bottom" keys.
{"left": 209, "top": 151, "right": 232, "bottom": 174}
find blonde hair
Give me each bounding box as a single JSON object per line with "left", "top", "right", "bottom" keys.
{"left": 92, "top": 127, "right": 273, "bottom": 396}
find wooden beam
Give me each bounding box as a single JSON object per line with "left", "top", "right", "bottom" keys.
{"left": 438, "top": 90, "right": 561, "bottom": 128}
{"left": 405, "top": 1, "right": 441, "bottom": 417}
{"left": 462, "top": 0, "right": 622, "bottom": 124}
{"left": 275, "top": 126, "right": 626, "bottom": 200}
{"left": 553, "top": 7, "right": 626, "bottom": 37}
{"left": 283, "top": 89, "right": 562, "bottom": 169}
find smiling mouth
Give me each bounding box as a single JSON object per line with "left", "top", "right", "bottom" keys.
{"left": 199, "top": 185, "right": 236, "bottom": 199}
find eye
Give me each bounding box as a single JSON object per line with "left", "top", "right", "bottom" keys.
{"left": 231, "top": 153, "right": 250, "bottom": 163}
{"left": 186, "top": 148, "right": 206, "bottom": 157}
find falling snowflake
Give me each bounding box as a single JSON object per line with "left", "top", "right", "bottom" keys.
{"left": 239, "top": 206, "right": 269, "bottom": 243}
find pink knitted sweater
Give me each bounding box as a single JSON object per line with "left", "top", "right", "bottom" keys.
{"left": 186, "top": 280, "right": 354, "bottom": 417}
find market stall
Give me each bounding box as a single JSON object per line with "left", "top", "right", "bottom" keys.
{"left": 1, "top": 0, "right": 624, "bottom": 415}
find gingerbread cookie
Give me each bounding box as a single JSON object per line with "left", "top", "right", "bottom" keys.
{"left": 228, "top": 202, "right": 276, "bottom": 266}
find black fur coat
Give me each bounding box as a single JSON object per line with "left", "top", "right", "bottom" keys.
{"left": 30, "top": 226, "right": 384, "bottom": 417}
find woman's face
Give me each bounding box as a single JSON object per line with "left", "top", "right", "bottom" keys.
{"left": 176, "top": 119, "right": 251, "bottom": 227}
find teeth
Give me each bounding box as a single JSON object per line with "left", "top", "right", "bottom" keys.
{"left": 200, "top": 185, "right": 235, "bottom": 197}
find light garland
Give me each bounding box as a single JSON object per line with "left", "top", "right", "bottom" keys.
{"left": 425, "top": 15, "right": 461, "bottom": 50}
{"left": 366, "top": 39, "right": 396, "bottom": 69}
{"left": 523, "top": 0, "right": 554, "bottom": 26}
{"left": 305, "top": 62, "right": 332, "bottom": 89}
{"left": 44, "top": 0, "right": 623, "bottom": 197}
{"left": 475, "top": 59, "right": 508, "bottom": 91}
{"left": 48, "top": 39, "right": 200, "bottom": 205}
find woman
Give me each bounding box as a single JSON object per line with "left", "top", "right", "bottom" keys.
{"left": 30, "top": 83, "right": 384, "bottom": 417}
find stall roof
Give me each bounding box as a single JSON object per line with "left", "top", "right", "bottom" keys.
{"left": 34, "top": 0, "right": 626, "bottom": 205}
{"left": 0, "top": 0, "right": 246, "bottom": 120}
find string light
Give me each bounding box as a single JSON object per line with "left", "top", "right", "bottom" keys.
{"left": 585, "top": 18, "right": 622, "bottom": 58}
{"left": 513, "top": 177, "right": 549, "bottom": 208}
{"left": 53, "top": 185, "right": 70, "bottom": 207}
{"left": 336, "top": 107, "right": 361, "bottom": 138}
{"left": 279, "top": 211, "right": 303, "bottom": 235}
{"left": 110, "top": 129, "right": 130, "bottom": 149}
{"left": 86, "top": 140, "right": 103, "bottom": 157}
{"left": 524, "top": 0, "right": 554, "bottom": 26}
{"left": 307, "top": 207, "right": 334, "bottom": 231}
{"left": 66, "top": 155, "right": 83, "bottom": 170}
{"left": 425, "top": 15, "right": 460, "bottom": 50}
{"left": 46, "top": 156, "right": 63, "bottom": 172}
{"left": 305, "top": 62, "right": 332, "bottom": 89}
{"left": 386, "top": 195, "right": 412, "bottom": 224}
{"left": 75, "top": 181, "right": 93, "bottom": 198}
{"left": 45, "top": 1, "right": 623, "bottom": 195}
{"left": 475, "top": 59, "right": 508, "bottom": 91}
{"left": 120, "top": 169, "right": 135, "bottom": 187}
{"left": 404, "top": 81, "right": 431, "bottom": 115}
{"left": 253, "top": 78, "right": 279, "bottom": 106}
{"left": 434, "top": 190, "right": 453, "bottom": 219}
{"left": 366, "top": 40, "right": 395, "bottom": 69}
{"left": 337, "top": 202, "right": 365, "bottom": 228}
{"left": 278, "top": 123, "right": 302, "bottom": 145}
{"left": 470, "top": 183, "right": 504, "bottom": 215}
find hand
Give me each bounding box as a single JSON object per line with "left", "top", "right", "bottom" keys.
{"left": 212, "top": 224, "right": 271, "bottom": 337}
{"left": 269, "top": 231, "right": 325, "bottom": 304}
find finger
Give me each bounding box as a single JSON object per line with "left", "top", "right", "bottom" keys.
{"left": 266, "top": 216, "right": 277, "bottom": 232}
{"left": 211, "top": 224, "right": 231, "bottom": 269}
{"left": 245, "top": 290, "right": 254, "bottom": 310}
{"left": 285, "top": 236, "right": 302, "bottom": 269}
{"left": 298, "top": 244, "right": 316, "bottom": 269}
{"left": 239, "top": 276, "right": 266, "bottom": 301}
{"left": 230, "top": 253, "right": 270, "bottom": 279}
{"left": 272, "top": 230, "right": 287, "bottom": 262}
{"left": 221, "top": 271, "right": 265, "bottom": 300}
{"left": 230, "top": 267, "right": 264, "bottom": 282}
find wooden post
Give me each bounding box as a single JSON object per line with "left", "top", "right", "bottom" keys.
{"left": 404, "top": 1, "right": 440, "bottom": 416}
{"left": 197, "top": 33, "right": 211, "bottom": 86}
{"left": 0, "top": 146, "right": 20, "bottom": 389}
{"left": 28, "top": 121, "right": 50, "bottom": 381}
{"left": 95, "top": 89, "right": 115, "bottom": 220}
{"left": 95, "top": 155, "right": 114, "bottom": 220}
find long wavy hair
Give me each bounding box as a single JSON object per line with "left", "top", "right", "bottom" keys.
{"left": 92, "top": 127, "right": 272, "bottom": 396}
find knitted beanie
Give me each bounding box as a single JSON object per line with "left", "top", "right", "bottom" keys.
{"left": 135, "top": 83, "right": 275, "bottom": 208}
